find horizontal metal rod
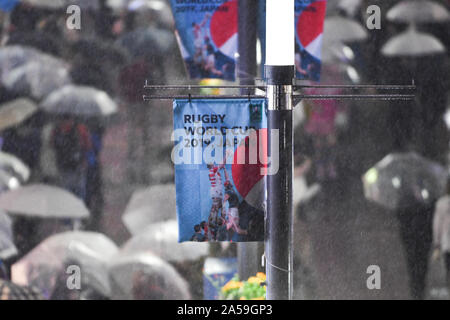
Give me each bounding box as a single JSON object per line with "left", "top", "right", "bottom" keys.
{"left": 143, "top": 94, "right": 415, "bottom": 101}
{"left": 144, "top": 83, "right": 415, "bottom": 91}
{"left": 294, "top": 84, "right": 416, "bottom": 90}
{"left": 296, "top": 94, "right": 415, "bottom": 100}
{"left": 143, "top": 84, "right": 265, "bottom": 90}
{"left": 143, "top": 94, "right": 263, "bottom": 100}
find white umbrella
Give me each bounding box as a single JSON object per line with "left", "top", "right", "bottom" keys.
{"left": 40, "top": 85, "right": 118, "bottom": 117}
{"left": 338, "top": 0, "right": 363, "bottom": 17}
{"left": 121, "top": 219, "right": 208, "bottom": 262}
{"left": 321, "top": 41, "right": 356, "bottom": 64}
{"left": 323, "top": 16, "right": 368, "bottom": 44}
{"left": 23, "top": 0, "right": 100, "bottom": 10}
{"left": 11, "top": 231, "right": 118, "bottom": 299}
{"left": 0, "top": 98, "right": 38, "bottom": 131}
{"left": 0, "top": 184, "right": 90, "bottom": 219}
{"left": 0, "top": 169, "right": 22, "bottom": 193}
{"left": 122, "top": 184, "right": 177, "bottom": 235}
{"left": 387, "top": 0, "right": 450, "bottom": 24}
{"left": 381, "top": 26, "right": 446, "bottom": 57}
{"left": 107, "top": 252, "right": 191, "bottom": 300}
{"left": 0, "top": 151, "right": 30, "bottom": 183}
{"left": 2, "top": 61, "right": 71, "bottom": 101}
{"left": 0, "top": 210, "right": 17, "bottom": 260}
{"left": 0, "top": 45, "right": 67, "bottom": 80}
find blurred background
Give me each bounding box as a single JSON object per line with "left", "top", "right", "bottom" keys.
{"left": 0, "top": 0, "right": 449, "bottom": 300}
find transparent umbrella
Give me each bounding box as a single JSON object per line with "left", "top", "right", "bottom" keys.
{"left": 0, "top": 98, "right": 38, "bottom": 132}
{"left": 108, "top": 252, "right": 191, "bottom": 300}
{"left": 121, "top": 220, "right": 208, "bottom": 262}
{"left": 381, "top": 26, "right": 446, "bottom": 57}
{"left": 40, "top": 85, "right": 118, "bottom": 118}
{"left": 0, "top": 210, "right": 17, "bottom": 260}
{"left": 0, "top": 45, "right": 67, "bottom": 80}
{"left": 2, "top": 61, "right": 71, "bottom": 101}
{"left": 362, "top": 152, "right": 448, "bottom": 210}
{"left": 387, "top": 0, "right": 450, "bottom": 24}
{"left": 22, "top": 0, "right": 100, "bottom": 10}
{"left": 122, "top": 184, "right": 177, "bottom": 235}
{"left": 11, "top": 231, "right": 118, "bottom": 299}
{"left": 0, "top": 169, "right": 22, "bottom": 194}
{"left": 321, "top": 41, "right": 356, "bottom": 64}
{"left": 116, "top": 26, "right": 176, "bottom": 59}
{"left": 0, "top": 279, "right": 44, "bottom": 300}
{"left": 0, "top": 184, "right": 90, "bottom": 219}
{"left": 0, "top": 151, "right": 31, "bottom": 183}
{"left": 323, "top": 16, "right": 368, "bottom": 44}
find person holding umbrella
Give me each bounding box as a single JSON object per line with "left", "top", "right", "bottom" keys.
{"left": 51, "top": 115, "right": 93, "bottom": 202}
{"left": 396, "top": 181, "right": 436, "bottom": 300}
{"left": 363, "top": 152, "right": 448, "bottom": 299}
{"left": 432, "top": 180, "right": 450, "bottom": 293}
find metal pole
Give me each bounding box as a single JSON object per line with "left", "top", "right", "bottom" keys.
{"left": 237, "top": 0, "right": 261, "bottom": 281}
{"left": 265, "top": 65, "right": 295, "bottom": 300}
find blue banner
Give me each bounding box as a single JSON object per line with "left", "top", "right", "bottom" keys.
{"left": 170, "top": 0, "right": 237, "bottom": 81}
{"left": 0, "top": 0, "right": 18, "bottom": 12}
{"left": 173, "top": 99, "right": 267, "bottom": 242}
{"left": 259, "top": 0, "right": 327, "bottom": 81}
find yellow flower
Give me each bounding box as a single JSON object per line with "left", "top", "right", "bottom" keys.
{"left": 251, "top": 297, "right": 265, "bottom": 300}
{"left": 239, "top": 296, "right": 247, "bottom": 300}
{"left": 222, "top": 280, "right": 243, "bottom": 292}
{"left": 256, "top": 272, "right": 266, "bottom": 281}
{"left": 247, "top": 276, "right": 263, "bottom": 284}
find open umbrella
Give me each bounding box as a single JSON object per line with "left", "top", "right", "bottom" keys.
{"left": 0, "top": 169, "right": 21, "bottom": 194}
{"left": 116, "top": 26, "right": 175, "bottom": 59}
{"left": 121, "top": 220, "right": 208, "bottom": 262}
{"left": 11, "top": 231, "right": 118, "bottom": 299}
{"left": 0, "top": 184, "right": 90, "bottom": 219}
{"left": 0, "top": 45, "right": 67, "bottom": 80}
{"left": 337, "top": 0, "right": 363, "bottom": 17}
{"left": 387, "top": 0, "right": 450, "bottom": 24}
{"left": 362, "top": 152, "right": 448, "bottom": 210}
{"left": 2, "top": 61, "right": 71, "bottom": 101}
{"left": 381, "top": 26, "right": 446, "bottom": 57}
{"left": 0, "top": 151, "right": 30, "bottom": 183}
{"left": 40, "top": 85, "right": 118, "bottom": 118}
{"left": 22, "top": 0, "right": 100, "bottom": 10}
{"left": 122, "top": 184, "right": 177, "bottom": 235}
{"left": 0, "top": 210, "right": 17, "bottom": 260}
{"left": 107, "top": 252, "right": 191, "bottom": 300}
{"left": 0, "top": 279, "right": 44, "bottom": 300}
{"left": 323, "top": 16, "right": 368, "bottom": 44}
{"left": 321, "top": 41, "right": 355, "bottom": 64}
{"left": 0, "top": 98, "right": 38, "bottom": 132}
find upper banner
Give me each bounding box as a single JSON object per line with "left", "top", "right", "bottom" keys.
{"left": 259, "top": 0, "right": 327, "bottom": 81}
{"left": 170, "top": 0, "right": 237, "bottom": 81}
{"left": 0, "top": 0, "right": 18, "bottom": 12}
{"left": 173, "top": 99, "right": 268, "bottom": 242}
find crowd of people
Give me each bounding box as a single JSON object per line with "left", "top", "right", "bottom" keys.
{"left": 0, "top": 0, "right": 182, "bottom": 299}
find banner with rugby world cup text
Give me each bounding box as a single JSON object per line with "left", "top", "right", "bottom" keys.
{"left": 173, "top": 99, "right": 269, "bottom": 242}
{"left": 259, "top": 0, "right": 327, "bottom": 81}
{"left": 170, "top": 0, "right": 238, "bottom": 81}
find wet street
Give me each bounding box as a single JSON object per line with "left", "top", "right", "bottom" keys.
{"left": 293, "top": 180, "right": 448, "bottom": 299}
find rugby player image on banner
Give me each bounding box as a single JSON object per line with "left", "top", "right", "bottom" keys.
{"left": 259, "top": 0, "right": 327, "bottom": 81}
{"left": 170, "top": 0, "right": 237, "bottom": 81}
{"left": 172, "top": 99, "right": 269, "bottom": 242}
